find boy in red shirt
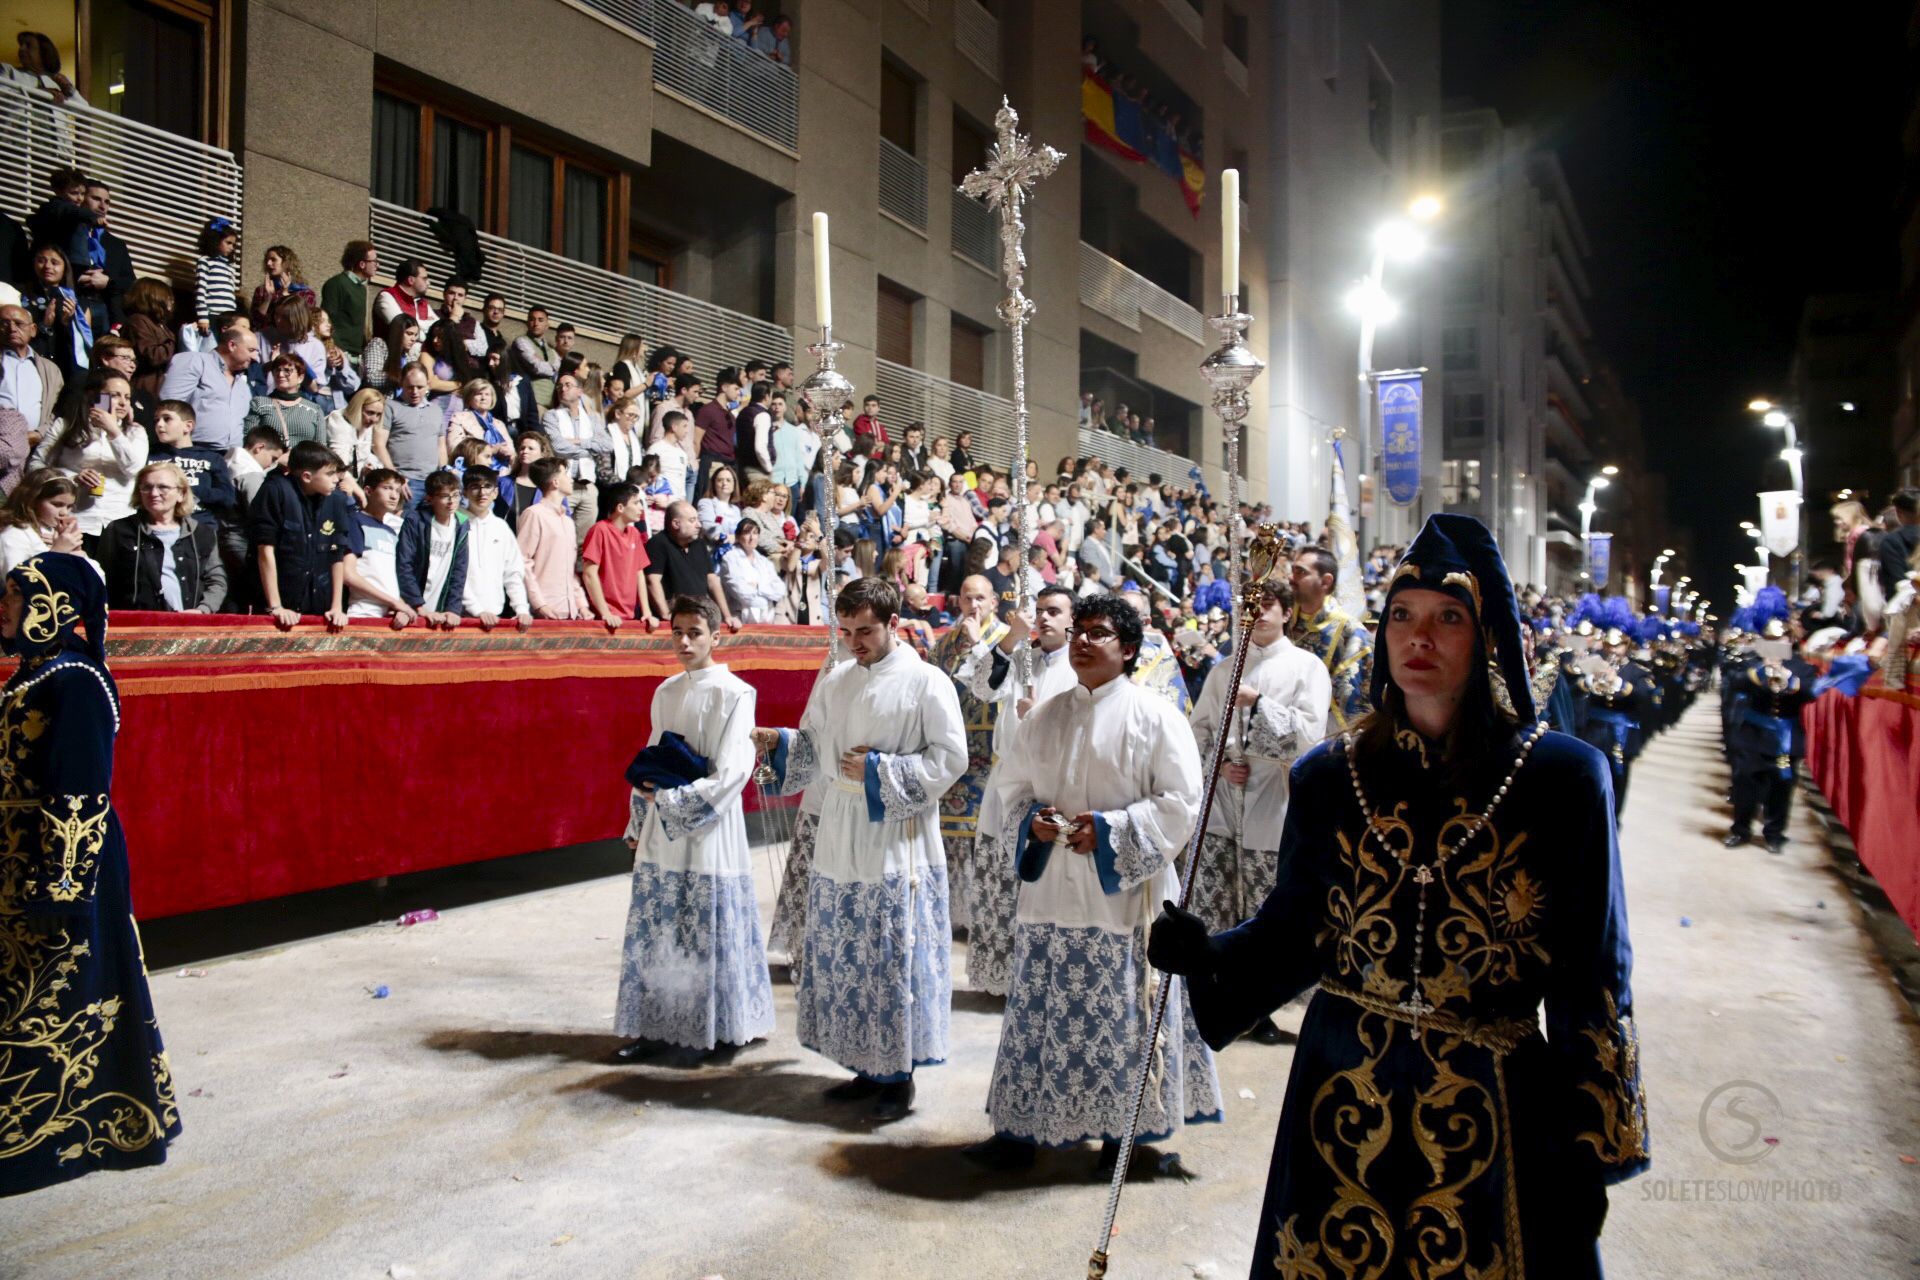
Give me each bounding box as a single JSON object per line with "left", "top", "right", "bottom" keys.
{"left": 580, "top": 481, "right": 658, "bottom": 633}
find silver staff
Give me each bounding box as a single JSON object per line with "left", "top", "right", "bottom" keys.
{"left": 960, "top": 97, "right": 1061, "bottom": 687}
{"left": 1089, "top": 289, "right": 1268, "bottom": 1280}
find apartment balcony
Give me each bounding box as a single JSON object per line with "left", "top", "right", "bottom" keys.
{"left": 874, "top": 359, "right": 1016, "bottom": 466}
{"left": 579, "top": 0, "right": 798, "bottom": 151}
{"left": 1078, "top": 242, "right": 1205, "bottom": 344}
{"left": 879, "top": 139, "right": 929, "bottom": 233}
{"left": 0, "top": 81, "right": 242, "bottom": 287}
{"left": 1076, "top": 425, "right": 1201, "bottom": 489}
{"left": 1223, "top": 47, "right": 1250, "bottom": 93}
{"left": 1544, "top": 354, "right": 1592, "bottom": 422}
{"left": 1155, "top": 0, "right": 1205, "bottom": 43}
{"left": 951, "top": 190, "right": 995, "bottom": 272}
{"left": 955, "top": 0, "right": 1000, "bottom": 78}
{"left": 1545, "top": 396, "right": 1589, "bottom": 461}
{"left": 370, "top": 200, "right": 791, "bottom": 370}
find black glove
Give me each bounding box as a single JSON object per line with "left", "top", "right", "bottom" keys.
{"left": 1147, "top": 899, "right": 1216, "bottom": 978}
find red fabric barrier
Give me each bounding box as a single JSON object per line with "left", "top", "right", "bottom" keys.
{"left": 104, "top": 614, "right": 827, "bottom": 919}
{"left": 1805, "top": 684, "right": 1920, "bottom": 939}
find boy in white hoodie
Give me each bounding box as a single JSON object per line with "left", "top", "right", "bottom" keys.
{"left": 460, "top": 468, "right": 532, "bottom": 631}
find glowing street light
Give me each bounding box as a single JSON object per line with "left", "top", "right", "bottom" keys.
{"left": 1353, "top": 194, "right": 1444, "bottom": 552}
{"left": 1374, "top": 219, "right": 1427, "bottom": 262}
{"left": 1344, "top": 278, "right": 1399, "bottom": 325}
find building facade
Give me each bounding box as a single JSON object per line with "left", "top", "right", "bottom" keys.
{"left": 1260, "top": 0, "right": 1443, "bottom": 546}
{"left": 1433, "top": 103, "right": 1665, "bottom": 597}
{"left": 3, "top": 0, "right": 1461, "bottom": 528}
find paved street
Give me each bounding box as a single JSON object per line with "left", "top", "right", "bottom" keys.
{"left": 3, "top": 700, "right": 1918, "bottom": 1279}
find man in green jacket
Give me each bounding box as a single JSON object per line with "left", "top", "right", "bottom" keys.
{"left": 320, "top": 239, "right": 379, "bottom": 358}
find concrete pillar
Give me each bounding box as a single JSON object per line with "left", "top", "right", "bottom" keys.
{"left": 235, "top": 0, "right": 375, "bottom": 301}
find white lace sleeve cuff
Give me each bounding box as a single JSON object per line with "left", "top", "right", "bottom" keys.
{"left": 653, "top": 784, "right": 720, "bottom": 843}
{"left": 864, "top": 750, "right": 933, "bottom": 823}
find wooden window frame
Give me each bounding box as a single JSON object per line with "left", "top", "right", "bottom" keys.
{"left": 374, "top": 77, "right": 618, "bottom": 269}
{"left": 75, "top": 0, "right": 227, "bottom": 147}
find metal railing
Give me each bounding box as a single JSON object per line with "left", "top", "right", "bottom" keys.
{"left": 878, "top": 139, "right": 928, "bottom": 232}
{"left": 951, "top": 189, "right": 996, "bottom": 270}
{"left": 0, "top": 81, "right": 242, "bottom": 288}
{"left": 1078, "top": 242, "right": 1205, "bottom": 344}
{"left": 370, "top": 199, "right": 791, "bottom": 372}
{"left": 1077, "top": 425, "right": 1203, "bottom": 488}
{"left": 577, "top": 0, "right": 799, "bottom": 151}
{"left": 874, "top": 358, "right": 1016, "bottom": 468}
{"left": 955, "top": 0, "right": 1000, "bottom": 77}
{"left": 1223, "top": 47, "right": 1249, "bottom": 92}
{"left": 1157, "top": 0, "right": 1205, "bottom": 43}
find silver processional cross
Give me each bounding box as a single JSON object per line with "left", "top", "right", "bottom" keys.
{"left": 960, "top": 98, "right": 1061, "bottom": 684}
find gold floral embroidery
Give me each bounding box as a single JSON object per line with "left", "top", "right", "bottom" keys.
{"left": 1274, "top": 1213, "right": 1331, "bottom": 1279}
{"left": 1305, "top": 1012, "right": 1396, "bottom": 1279}
{"left": 1576, "top": 990, "right": 1650, "bottom": 1166}
{"left": 37, "top": 794, "right": 108, "bottom": 904}
{"left": 1306, "top": 778, "right": 1555, "bottom": 1277}
{"left": 13, "top": 558, "right": 78, "bottom": 650}
{"left": 1442, "top": 570, "right": 1482, "bottom": 617}
{"left": 1395, "top": 729, "right": 1432, "bottom": 770}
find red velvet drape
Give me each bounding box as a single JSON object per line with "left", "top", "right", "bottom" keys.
{"left": 1805, "top": 685, "right": 1920, "bottom": 940}
{"left": 106, "top": 615, "right": 825, "bottom": 918}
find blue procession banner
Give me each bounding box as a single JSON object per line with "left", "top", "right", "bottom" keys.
{"left": 1377, "top": 374, "right": 1422, "bottom": 508}
{"left": 1654, "top": 585, "right": 1671, "bottom": 615}
{"left": 1587, "top": 532, "right": 1613, "bottom": 587}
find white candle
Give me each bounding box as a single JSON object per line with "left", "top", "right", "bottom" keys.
{"left": 1220, "top": 169, "right": 1240, "bottom": 300}
{"left": 812, "top": 211, "right": 832, "bottom": 329}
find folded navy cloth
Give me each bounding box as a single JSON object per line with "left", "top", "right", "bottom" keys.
{"left": 625, "top": 731, "right": 710, "bottom": 792}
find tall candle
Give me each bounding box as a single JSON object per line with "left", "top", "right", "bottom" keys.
{"left": 812, "top": 212, "right": 832, "bottom": 329}
{"left": 1220, "top": 169, "right": 1240, "bottom": 299}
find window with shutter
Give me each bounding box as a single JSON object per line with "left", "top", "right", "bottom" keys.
{"left": 877, "top": 281, "right": 916, "bottom": 366}
{"left": 950, "top": 315, "right": 986, "bottom": 389}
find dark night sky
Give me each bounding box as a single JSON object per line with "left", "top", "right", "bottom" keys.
{"left": 1440, "top": 1, "right": 1906, "bottom": 612}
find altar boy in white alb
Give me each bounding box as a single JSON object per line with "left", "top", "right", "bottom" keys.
{"left": 754, "top": 577, "right": 967, "bottom": 1120}
{"left": 966, "top": 593, "right": 1222, "bottom": 1173}
{"left": 612, "top": 594, "right": 775, "bottom": 1062}
{"left": 1186, "top": 578, "right": 1329, "bottom": 932}
{"left": 956, "top": 583, "right": 1080, "bottom": 995}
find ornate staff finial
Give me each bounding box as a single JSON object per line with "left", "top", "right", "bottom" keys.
{"left": 959, "top": 97, "right": 1061, "bottom": 683}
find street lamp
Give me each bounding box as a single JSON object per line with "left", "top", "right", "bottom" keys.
{"left": 1748, "top": 397, "right": 1806, "bottom": 596}
{"left": 1578, "top": 470, "right": 1613, "bottom": 584}
{"left": 1352, "top": 194, "right": 1443, "bottom": 553}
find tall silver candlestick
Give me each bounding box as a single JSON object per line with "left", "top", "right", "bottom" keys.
{"left": 961, "top": 98, "right": 1061, "bottom": 688}
{"left": 1201, "top": 294, "right": 1268, "bottom": 706}
{"left": 800, "top": 325, "right": 854, "bottom": 660}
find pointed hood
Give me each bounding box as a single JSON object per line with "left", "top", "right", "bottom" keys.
{"left": 1370, "top": 513, "right": 1536, "bottom": 725}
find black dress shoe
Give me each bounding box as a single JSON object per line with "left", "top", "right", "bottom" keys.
{"left": 1246, "top": 1016, "right": 1294, "bottom": 1046}
{"left": 1764, "top": 836, "right": 1787, "bottom": 855}
{"left": 961, "top": 1135, "right": 1037, "bottom": 1171}
{"left": 1722, "top": 832, "right": 1749, "bottom": 849}
{"left": 823, "top": 1075, "right": 883, "bottom": 1102}
{"left": 870, "top": 1079, "right": 915, "bottom": 1121}
{"left": 611, "top": 1038, "right": 670, "bottom": 1063}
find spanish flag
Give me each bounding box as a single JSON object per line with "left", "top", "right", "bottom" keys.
{"left": 1082, "top": 70, "right": 1206, "bottom": 218}
{"left": 1082, "top": 70, "right": 1144, "bottom": 163}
